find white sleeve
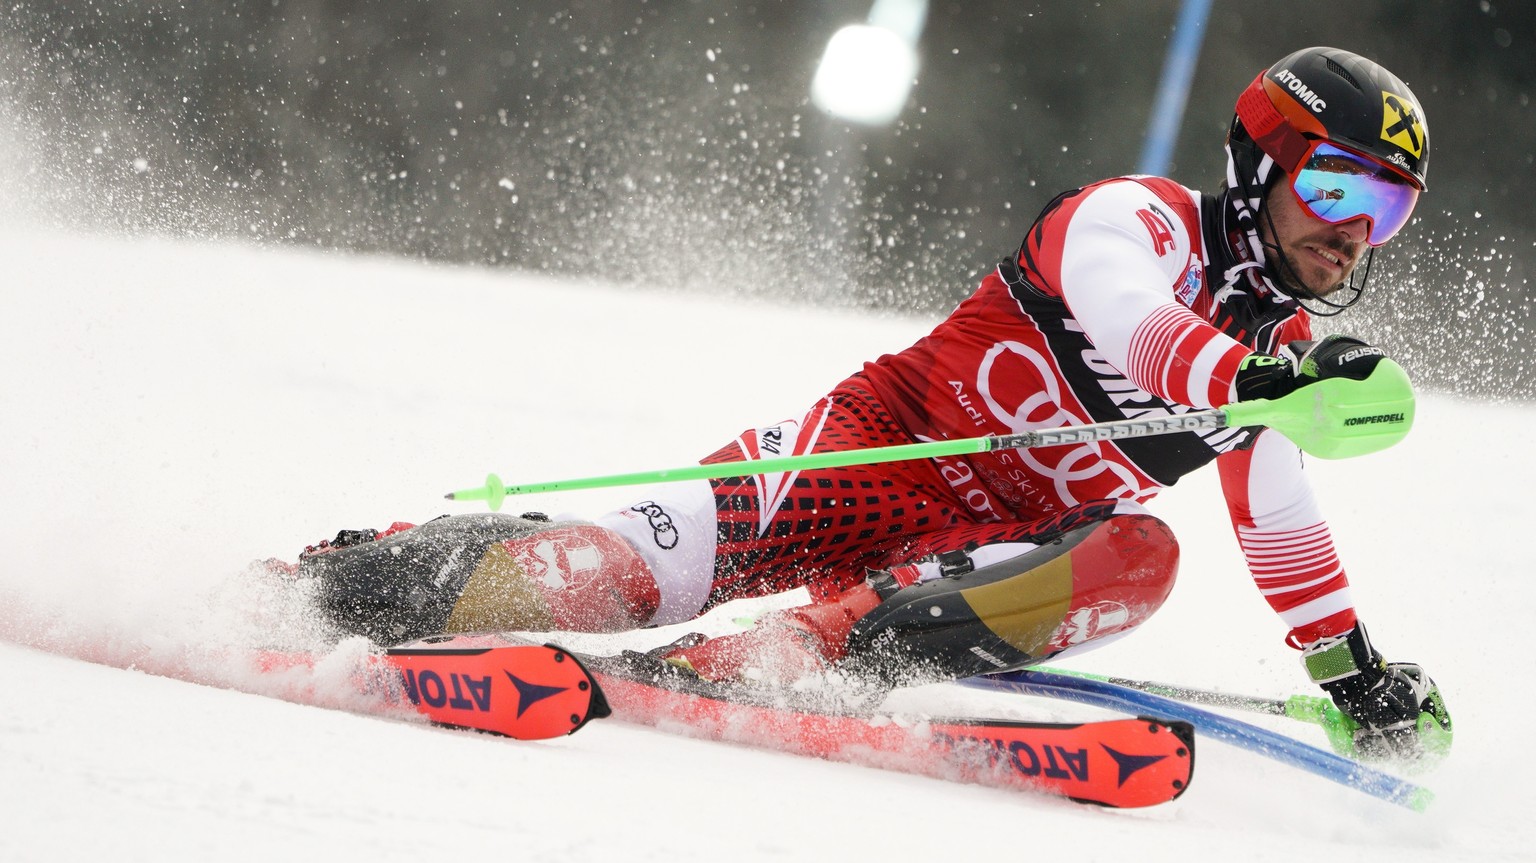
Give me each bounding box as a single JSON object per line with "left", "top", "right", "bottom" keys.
{"left": 1053, "top": 181, "right": 1249, "bottom": 408}
{"left": 1217, "top": 430, "right": 1358, "bottom": 646}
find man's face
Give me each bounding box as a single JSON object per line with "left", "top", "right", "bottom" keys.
{"left": 1259, "top": 176, "right": 1371, "bottom": 299}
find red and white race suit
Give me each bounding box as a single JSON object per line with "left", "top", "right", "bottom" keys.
{"left": 598, "top": 176, "right": 1355, "bottom": 649}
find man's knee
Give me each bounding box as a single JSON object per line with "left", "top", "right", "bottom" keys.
{"left": 451, "top": 523, "right": 659, "bottom": 633}
{"left": 304, "top": 513, "right": 661, "bottom": 643}
{"left": 1041, "top": 512, "right": 1179, "bottom": 653}
{"left": 844, "top": 513, "right": 1179, "bottom": 684}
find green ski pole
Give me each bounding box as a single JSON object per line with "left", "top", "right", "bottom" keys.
{"left": 447, "top": 359, "right": 1415, "bottom": 510}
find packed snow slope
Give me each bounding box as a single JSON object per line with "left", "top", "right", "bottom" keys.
{"left": 0, "top": 232, "right": 1531, "bottom": 862}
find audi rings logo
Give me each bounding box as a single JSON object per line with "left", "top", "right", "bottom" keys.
{"left": 977, "top": 340, "right": 1153, "bottom": 504}
{"left": 630, "top": 501, "right": 679, "bottom": 549}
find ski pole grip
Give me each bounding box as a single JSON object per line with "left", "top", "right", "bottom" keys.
{"left": 1223, "top": 359, "right": 1415, "bottom": 459}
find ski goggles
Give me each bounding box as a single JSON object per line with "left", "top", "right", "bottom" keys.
{"left": 1289, "top": 141, "right": 1420, "bottom": 246}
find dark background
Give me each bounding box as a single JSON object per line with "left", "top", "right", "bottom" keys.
{"left": 2, "top": 1, "right": 1531, "bottom": 395}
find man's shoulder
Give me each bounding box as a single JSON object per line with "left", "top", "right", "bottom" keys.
{"left": 1049, "top": 175, "right": 1205, "bottom": 250}
{"left": 1078, "top": 175, "right": 1203, "bottom": 212}
{"left": 1014, "top": 176, "right": 1209, "bottom": 288}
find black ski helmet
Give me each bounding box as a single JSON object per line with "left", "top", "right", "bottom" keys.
{"left": 1223, "top": 47, "right": 1428, "bottom": 312}
{"left": 1230, "top": 46, "right": 1429, "bottom": 193}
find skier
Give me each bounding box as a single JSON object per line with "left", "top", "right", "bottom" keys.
{"left": 293, "top": 47, "right": 1450, "bottom": 761}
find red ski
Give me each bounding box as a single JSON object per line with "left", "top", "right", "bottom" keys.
{"left": 254, "top": 639, "right": 610, "bottom": 740}
{"left": 381, "top": 633, "right": 1193, "bottom": 808}
{"left": 380, "top": 641, "right": 609, "bottom": 739}
{"left": 258, "top": 632, "right": 1192, "bottom": 806}
{"left": 585, "top": 654, "right": 1192, "bottom": 808}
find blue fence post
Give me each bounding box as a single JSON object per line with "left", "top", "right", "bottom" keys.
{"left": 1138, "top": 0, "right": 1215, "bottom": 177}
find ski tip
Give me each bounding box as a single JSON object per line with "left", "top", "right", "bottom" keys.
{"left": 381, "top": 637, "right": 609, "bottom": 740}
{"left": 1159, "top": 719, "right": 1197, "bottom": 802}
{"left": 562, "top": 649, "right": 613, "bottom": 722}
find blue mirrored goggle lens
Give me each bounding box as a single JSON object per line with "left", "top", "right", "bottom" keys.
{"left": 1291, "top": 143, "right": 1420, "bottom": 246}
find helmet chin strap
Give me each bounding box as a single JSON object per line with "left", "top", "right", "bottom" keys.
{"left": 1256, "top": 205, "right": 1372, "bottom": 317}
{"left": 1224, "top": 139, "right": 1372, "bottom": 317}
